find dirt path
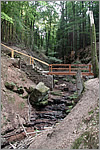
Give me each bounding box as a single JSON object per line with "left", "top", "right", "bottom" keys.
{"left": 29, "top": 78, "right": 99, "bottom": 149}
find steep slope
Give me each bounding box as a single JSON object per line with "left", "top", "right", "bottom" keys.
{"left": 1, "top": 55, "right": 36, "bottom": 134}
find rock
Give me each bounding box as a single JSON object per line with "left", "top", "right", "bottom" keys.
{"left": 71, "top": 79, "right": 76, "bottom": 84}
{"left": 1, "top": 137, "right": 8, "bottom": 147}
{"left": 5, "top": 82, "right": 15, "bottom": 90}
{"left": 29, "top": 82, "right": 49, "bottom": 107}
{"left": 24, "top": 86, "right": 34, "bottom": 94}
{"left": 63, "top": 87, "right": 69, "bottom": 91}
{"left": 17, "top": 87, "right": 24, "bottom": 94}
{"left": 36, "top": 82, "right": 49, "bottom": 95}
{"left": 14, "top": 86, "right": 24, "bottom": 94}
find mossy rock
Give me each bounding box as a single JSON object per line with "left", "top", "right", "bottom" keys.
{"left": 29, "top": 82, "right": 49, "bottom": 107}
{"left": 17, "top": 87, "right": 24, "bottom": 94}
{"left": 5, "top": 82, "right": 15, "bottom": 90}
{"left": 14, "top": 86, "right": 24, "bottom": 94}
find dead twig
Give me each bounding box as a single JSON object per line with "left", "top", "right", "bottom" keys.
{"left": 16, "top": 114, "right": 29, "bottom": 137}
{"left": 9, "top": 142, "right": 17, "bottom": 149}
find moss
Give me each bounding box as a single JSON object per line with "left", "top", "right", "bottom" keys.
{"left": 5, "top": 81, "right": 15, "bottom": 90}
{"left": 39, "top": 100, "right": 48, "bottom": 106}
{"left": 68, "top": 92, "right": 78, "bottom": 100}
{"left": 54, "top": 79, "right": 58, "bottom": 84}
{"left": 50, "top": 90, "right": 62, "bottom": 96}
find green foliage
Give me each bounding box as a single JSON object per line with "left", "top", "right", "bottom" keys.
{"left": 1, "top": 12, "right": 13, "bottom": 24}
{"left": 71, "top": 131, "right": 99, "bottom": 149}
{"left": 88, "top": 110, "right": 94, "bottom": 115}
{"left": 48, "top": 56, "right": 62, "bottom": 63}
{"left": 3, "top": 115, "right": 6, "bottom": 120}
{"left": 54, "top": 79, "right": 58, "bottom": 84}
{"left": 1, "top": 1, "right": 99, "bottom": 62}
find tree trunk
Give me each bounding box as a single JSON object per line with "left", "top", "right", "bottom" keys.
{"left": 91, "top": 24, "right": 99, "bottom": 78}
{"left": 82, "top": 1, "right": 85, "bottom": 49}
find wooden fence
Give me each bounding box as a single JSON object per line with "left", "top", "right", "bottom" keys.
{"left": 48, "top": 64, "right": 94, "bottom": 76}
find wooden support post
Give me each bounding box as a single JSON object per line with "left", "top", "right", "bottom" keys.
{"left": 49, "top": 65, "right": 51, "bottom": 72}
{"left": 89, "top": 64, "right": 91, "bottom": 73}
{"left": 69, "top": 64, "right": 71, "bottom": 73}
{"left": 32, "top": 58, "right": 34, "bottom": 65}
{"left": 30, "top": 57, "right": 31, "bottom": 65}
{"left": 51, "top": 65, "right": 52, "bottom": 72}
{"left": 11, "top": 50, "right": 14, "bottom": 58}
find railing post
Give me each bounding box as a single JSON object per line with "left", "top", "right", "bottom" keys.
{"left": 49, "top": 65, "right": 51, "bottom": 72}
{"left": 89, "top": 64, "right": 91, "bottom": 73}
{"left": 69, "top": 64, "right": 71, "bottom": 73}
{"left": 30, "top": 56, "right": 31, "bottom": 65}
{"left": 32, "top": 58, "right": 34, "bottom": 65}
{"left": 50, "top": 65, "right": 52, "bottom": 72}
{"left": 11, "top": 50, "right": 14, "bottom": 59}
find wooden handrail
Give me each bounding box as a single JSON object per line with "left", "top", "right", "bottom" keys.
{"left": 1, "top": 43, "right": 93, "bottom": 76}
{"left": 48, "top": 64, "right": 93, "bottom": 75}
{"left": 1, "top": 43, "right": 49, "bottom": 66}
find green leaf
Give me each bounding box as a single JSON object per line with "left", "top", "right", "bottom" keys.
{"left": 1, "top": 12, "right": 13, "bottom": 24}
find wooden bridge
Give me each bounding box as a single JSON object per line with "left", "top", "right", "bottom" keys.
{"left": 48, "top": 64, "right": 93, "bottom": 76}
{"left": 1, "top": 43, "right": 94, "bottom": 76}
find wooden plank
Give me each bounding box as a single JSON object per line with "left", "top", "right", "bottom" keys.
{"left": 47, "top": 72, "right": 94, "bottom": 76}
{"left": 51, "top": 64, "right": 70, "bottom": 66}
{"left": 52, "top": 68, "right": 69, "bottom": 70}
{"left": 47, "top": 72, "right": 76, "bottom": 75}
{"left": 71, "top": 68, "right": 89, "bottom": 70}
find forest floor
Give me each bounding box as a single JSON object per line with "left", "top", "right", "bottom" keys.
{"left": 29, "top": 78, "right": 99, "bottom": 149}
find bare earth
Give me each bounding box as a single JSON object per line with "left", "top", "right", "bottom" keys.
{"left": 29, "top": 78, "right": 99, "bottom": 149}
